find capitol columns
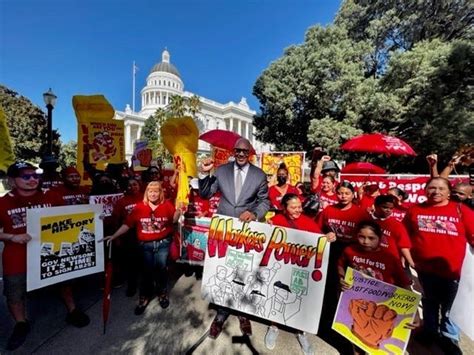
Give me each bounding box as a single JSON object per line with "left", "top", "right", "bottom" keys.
{"left": 125, "top": 123, "right": 131, "bottom": 154}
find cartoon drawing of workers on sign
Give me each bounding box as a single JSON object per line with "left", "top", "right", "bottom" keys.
{"left": 264, "top": 281, "right": 303, "bottom": 324}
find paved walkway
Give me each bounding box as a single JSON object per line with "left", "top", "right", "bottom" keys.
{"left": 0, "top": 263, "right": 473, "bottom": 354}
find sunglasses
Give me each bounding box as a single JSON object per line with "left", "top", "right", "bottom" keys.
{"left": 19, "top": 173, "right": 40, "bottom": 181}
{"left": 234, "top": 148, "right": 250, "bottom": 156}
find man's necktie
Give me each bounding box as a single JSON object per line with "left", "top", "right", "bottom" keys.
{"left": 235, "top": 167, "right": 243, "bottom": 201}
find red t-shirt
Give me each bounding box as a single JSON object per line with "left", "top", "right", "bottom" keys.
{"left": 316, "top": 204, "right": 367, "bottom": 243}
{"left": 271, "top": 213, "right": 322, "bottom": 233}
{"left": 268, "top": 184, "right": 301, "bottom": 211}
{"left": 338, "top": 244, "right": 411, "bottom": 288}
{"left": 52, "top": 185, "right": 90, "bottom": 205}
{"left": 358, "top": 195, "right": 375, "bottom": 212}
{"left": 319, "top": 191, "right": 338, "bottom": 211}
{"left": 112, "top": 194, "right": 143, "bottom": 225}
{"left": 404, "top": 201, "right": 474, "bottom": 279}
{"left": 369, "top": 214, "right": 411, "bottom": 259}
{"left": 392, "top": 205, "right": 408, "bottom": 222}
{"left": 208, "top": 192, "right": 221, "bottom": 216}
{"left": 125, "top": 200, "right": 175, "bottom": 242}
{"left": 0, "top": 189, "right": 64, "bottom": 275}
{"left": 185, "top": 191, "right": 210, "bottom": 218}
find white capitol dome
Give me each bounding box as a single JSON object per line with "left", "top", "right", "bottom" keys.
{"left": 115, "top": 49, "right": 271, "bottom": 160}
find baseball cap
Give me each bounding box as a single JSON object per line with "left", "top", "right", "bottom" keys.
{"left": 7, "top": 161, "right": 37, "bottom": 178}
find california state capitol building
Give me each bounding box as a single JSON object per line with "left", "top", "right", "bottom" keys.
{"left": 114, "top": 49, "right": 270, "bottom": 162}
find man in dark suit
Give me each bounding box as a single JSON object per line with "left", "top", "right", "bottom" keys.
{"left": 199, "top": 138, "right": 270, "bottom": 339}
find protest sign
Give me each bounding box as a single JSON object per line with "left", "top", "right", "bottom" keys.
{"left": 89, "top": 193, "right": 124, "bottom": 217}
{"left": 201, "top": 214, "right": 330, "bottom": 334}
{"left": 261, "top": 152, "right": 305, "bottom": 186}
{"left": 26, "top": 204, "right": 104, "bottom": 291}
{"left": 341, "top": 174, "right": 469, "bottom": 208}
{"left": 73, "top": 95, "right": 125, "bottom": 185}
{"left": 333, "top": 268, "right": 420, "bottom": 354}
{"left": 180, "top": 217, "right": 211, "bottom": 265}
{"left": 132, "top": 139, "right": 153, "bottom": 171}
{"left": 451, "top": 245, "right": 474, "bottom": 341}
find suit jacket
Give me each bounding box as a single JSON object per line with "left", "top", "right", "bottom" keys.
{"left": 199, "top": 162, "right": 270, "bottom": 221}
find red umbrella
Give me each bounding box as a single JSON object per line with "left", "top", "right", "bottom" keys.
{"left": 102, "top": 242, "right": 113, "bottom": 334}
{"left": 340, "top": 133, "right": 416, "bottom": 156}
{"left": 341, "top": 162, "right": 386, "bottom": 174}
{"left": 199, "top": 129, "right": 256, "bottom": 154}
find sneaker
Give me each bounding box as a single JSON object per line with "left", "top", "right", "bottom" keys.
{"left": 6, "top": 321, "right": 30, "bottom": 351}
{"left": 297, "top": 332, "right": 314, "bottom": 355}
{"left": 159, "top": 294, "right": 170, "bottom": 309}
{"left": 66, "top": 309, "right": 90, "bottom": 328}
{"left": 264, "top": 325, "right": 279, "bottom": 350}
{"left": 134, "top": 297, "right": 150, "bottom": 315}
{"left": 238, "top": 316, "right": 252, "bottom": 336}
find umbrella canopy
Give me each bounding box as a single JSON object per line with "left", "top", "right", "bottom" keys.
{"left": 199, "top": 129, "right": 256, "bottom": 154}
{"left": 340, "top": 133, "right": 416, "bottom": 156}
{"left": 341, "top": 162, "right": 386, "bottom": 174}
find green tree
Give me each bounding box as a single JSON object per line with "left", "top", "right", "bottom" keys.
{"left": 253, "top": 25, "right": 369, "bottom": 151}
{"left": 58, "top": 140, "right": 77, "bottom": 168}
{"left": 168, "top": 95, "right": 186, "bottom": 117}
{"left": 0, "top": 85, "right": 61, "bottom": 164}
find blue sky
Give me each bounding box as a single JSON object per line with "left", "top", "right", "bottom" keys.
{"left": 1, "top": 0, "right": 341, "bottom": 142}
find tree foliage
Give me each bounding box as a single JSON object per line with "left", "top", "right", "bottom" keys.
{"left": 253, "top": 0, "right": 473, "bottom": 173}
{"left": 141, "top": 95, "right": 202, "bottom": 163}
{"left": 58, "top": 140, "right": 78, "bottom": 168}
{"left": 0, "top": 85, "right": 61, "bottom": 164}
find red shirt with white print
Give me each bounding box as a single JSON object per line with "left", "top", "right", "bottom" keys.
{"left": 112, "top": 194, "right": 143, "bottom": 225}
{"left": 369, "top": 214, "right": 411, "bottom": 259}
{"left": 338, "top": 244, "right": 411, "bottom": 288}
{"left": 208, "top": 192, "right": 221, "bottom": 216}
{"left": 52, "top": 185, "right": 90, "bottom": 205}
{"left": 185, "top": 190, "right": 210, "bottom": 218}
{"left": 0, "top": 189, "right": 64, "bottom": 275}
{"left": 125, "top": 200, "right": 175, "bottom": 242}
{"left": 404, "top": 201, "right": 474, "bottom": 279}
{"left": 271, "top": 213, "right": 322, "bottom": 233}
{"left": 268, "top": 184, "right": 301, "bottom": 211}
{"left": 316, "top": 204, "right": 367, "bottom": 243}
{"left": 319, "top": 191, "right": 338, "bottom": 211}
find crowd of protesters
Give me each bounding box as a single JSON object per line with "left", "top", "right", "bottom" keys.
{"left": 1, "top": 144, "right": 473, "bottom": 354}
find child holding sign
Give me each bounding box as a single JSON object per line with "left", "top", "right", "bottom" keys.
{"left": 338, "top": 220, "right": 418, "bottom": 354}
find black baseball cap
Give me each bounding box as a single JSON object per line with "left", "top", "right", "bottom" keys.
{"left": 7, "top": 161, "right": 37, "bottom": 178}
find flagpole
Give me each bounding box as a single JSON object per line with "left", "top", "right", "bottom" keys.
{"left": 132, "top": 61, "right": 136, "bottom": 113}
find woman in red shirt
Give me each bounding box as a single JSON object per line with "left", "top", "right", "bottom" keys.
{"left": 268, "top": 166, "right": 300, "bottom": 212}
{"left": 111, "top": 177, "right": 143, "bottom": 296}
{"left": 319, "top": 176, "right": 338, "bottom": 212}
{"left": 387, "top": 187, "right": 409, "bottom": 221}
{"left": 105, "top": 181, "right": 182, "bottom": 315}
{"left": 404, "top": 177, "right": 474, "bottom": 352}
{"left": 316, "top": 181, "right": 367, "bottom": 345}
{"left": 264, "top": 193, "right": 335, "bottom": 353}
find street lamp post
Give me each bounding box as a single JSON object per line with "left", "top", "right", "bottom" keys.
{"left": 40, "top": 88, "right": 58, "bottom": 169}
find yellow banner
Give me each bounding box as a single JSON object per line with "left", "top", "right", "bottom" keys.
{"left": 40, "top": 212, "right": 96, "bottom": 253}
{"left": 261, "top": 152, "right": 305, "bottom": 186}
{"left": 73, "top": 95, "right": 124, "bottom": 184}
{"left": 161, "top": 116, "right": 199, "bottom": 206}
{"left": 0, "top": 106, "right": 15, "bottom": 172}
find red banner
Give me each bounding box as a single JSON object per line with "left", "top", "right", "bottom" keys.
{"left": 341, "top": 174, "right": 469, "bottom": 207}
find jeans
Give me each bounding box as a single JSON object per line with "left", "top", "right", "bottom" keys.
{"left": 139, "top": 237, "right": 171, "bottom": 298}
{"left": 418, "top": 272, "right": 460, "bottom": 341}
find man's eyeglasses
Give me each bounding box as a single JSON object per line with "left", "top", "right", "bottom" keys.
{"left": 19, "top": 173, "right": 40, "bottom": 181}
{"left": 234, "top": 148, "right": 250, "bottom": 156}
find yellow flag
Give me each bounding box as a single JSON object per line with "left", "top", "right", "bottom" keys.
{"left": 161, "top": 117, "right": 199, "bottom": 206}
{"left": 72, "top": 95, "right": 124, "bottom": 184}
{"left": 0, "top": 106, "right": 15, "bottom": 172}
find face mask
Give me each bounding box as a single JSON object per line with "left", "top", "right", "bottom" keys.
{"left": 277, "top": 176, "right": 287, "bottom": 185}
